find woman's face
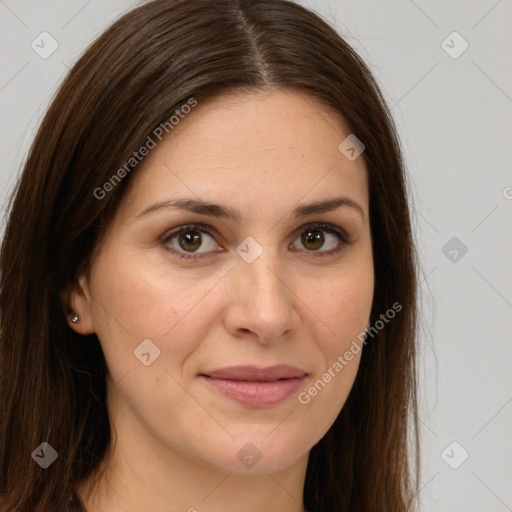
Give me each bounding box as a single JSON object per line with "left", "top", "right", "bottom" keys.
{"left": 70, "top": 89, "right": 373, "bottom": 475}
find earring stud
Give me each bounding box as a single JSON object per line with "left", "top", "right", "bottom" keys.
{"left": 71, "top": 314, "right": 79, "bottom": 324}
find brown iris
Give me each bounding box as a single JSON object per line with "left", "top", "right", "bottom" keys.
{"left": 178, "top": 230, "right": 202, "bottom": 252}
{"left": 301, "top": 229, "right": 324, "bottom": 251}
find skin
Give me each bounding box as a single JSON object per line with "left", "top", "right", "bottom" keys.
{"left": 67, "top": 88, "right": 374, "bottom": 512}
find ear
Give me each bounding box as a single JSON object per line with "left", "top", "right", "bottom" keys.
{"left": 60, "top": 273, "right": 96, "bottom": 335}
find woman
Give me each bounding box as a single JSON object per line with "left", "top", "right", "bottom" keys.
{"left": 0, "top": 0, "right": 420, "bottom": 510}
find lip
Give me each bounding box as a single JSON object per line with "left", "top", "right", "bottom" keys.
{"left": 199, "top": 365, "right": 307, "bottom": 407}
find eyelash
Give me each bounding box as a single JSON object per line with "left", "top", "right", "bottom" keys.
{"left": 161, "top": 222, "right": 352, "bottom": 261}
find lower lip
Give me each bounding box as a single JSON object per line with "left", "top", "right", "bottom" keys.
{"left": 200, "top": 376, "right": 306, "bottom": 407}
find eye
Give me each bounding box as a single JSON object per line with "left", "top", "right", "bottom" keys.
{"left": 162, "top": 224, "right": 221, "bottom": 260}
{"left": 161, "top": 222, "right": 351, "bottom": 260}
{"left": 290, "top": 222, "right": 351, "bottom": 257}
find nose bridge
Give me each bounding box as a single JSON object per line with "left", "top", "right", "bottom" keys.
{"left": 227, "top": 238, "right": 296, "bottom": 340}
{"left": 240, "top": 242, "right": 288, "bottom": 307}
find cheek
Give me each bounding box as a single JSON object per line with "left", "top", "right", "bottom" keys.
{"left": 91, "top": 262, "right": 172, "bottom": 335}
{"left": 92, "top": 245, "right": 168, "bottom": 322}
{"left": 89, "top": 251, "right": 221, "bottom": 371}
{"left": 306, "top": 261, "right": 374, "bottom": 354}
{"left": 296, "top": 269, "right": 371, "bottom": 431}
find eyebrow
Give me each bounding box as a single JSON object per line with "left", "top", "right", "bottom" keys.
{"left": 135, "top": 196, "right": 365, "bottom": 221}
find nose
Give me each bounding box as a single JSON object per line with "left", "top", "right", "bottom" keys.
{"left": 222, "top": 252, "right": 299, "bottom": 345}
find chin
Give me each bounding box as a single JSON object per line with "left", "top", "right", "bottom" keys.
{"left": 201, "top": 429, "right": 311, "bottom": 475}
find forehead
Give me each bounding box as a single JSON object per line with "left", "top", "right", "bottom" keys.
{"left": 118, "top": 89, "right": 368, "bottom": 220}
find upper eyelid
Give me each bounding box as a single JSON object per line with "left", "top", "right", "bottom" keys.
{"left": 163, "top": 221, "right": 346, "bottom": 238}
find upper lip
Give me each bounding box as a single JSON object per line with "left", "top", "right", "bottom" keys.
{"left": 200, "top": 365, "right": 307, "bottom": 381}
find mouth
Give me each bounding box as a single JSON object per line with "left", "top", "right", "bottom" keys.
{"left": 198, "top": 365, "right": 308, "bottom": 407}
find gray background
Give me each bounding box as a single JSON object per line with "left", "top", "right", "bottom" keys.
{"left": 1, "top": 1, "right": 511, "bottom": 510}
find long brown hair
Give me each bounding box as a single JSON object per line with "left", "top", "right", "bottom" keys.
{"left": 0, "top": 1, "right": 420, "bottom": 510}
